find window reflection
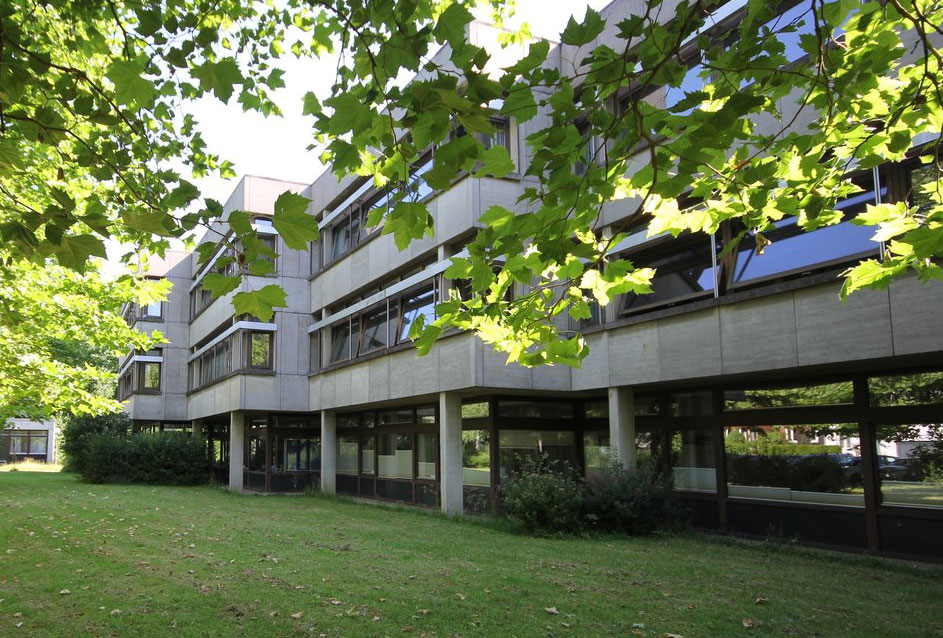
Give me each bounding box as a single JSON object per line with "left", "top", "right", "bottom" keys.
{"left": 724, "top": 424, "right": 863, "bottom": 505}
{"left": 378, "top": 433, "right": 413, "bottom": 479}
{"left": 875, "top": 424, "right": 943, "bottom": 509}
{"left": 398, "top": 287, "right": 435, "bottom": 342}
{"left": 498, "top": 430, "right": 578, "bottom": 479}
{"left": 671, "top": 428, "right": 717, "bottom": 493}
{"left": 621, "top": 238, "right": 715, "bottom": 313}
{"left": 463, "top": 429, "right": 491, "bottom": 486}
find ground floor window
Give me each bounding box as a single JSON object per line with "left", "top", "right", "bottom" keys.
{"left": 875, "top": 423, "right": 943, "bottom": 509}
{"left": 497, "top": 430, "right": 578, "bottom": 479}
{"left": 724, "top": 424, "right": 863, "bottom": 506}
{"left": 285, "top": 438, "right": 319, "bottom": 472}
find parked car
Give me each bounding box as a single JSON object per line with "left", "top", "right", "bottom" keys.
{"left": 877, "top": 455, "right": 911, "bottom": 480}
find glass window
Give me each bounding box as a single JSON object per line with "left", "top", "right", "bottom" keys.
{"left": 253, "top": 216, "right": 274, "bottom": 228}
{"left": 259, "top": 234, "right": 278, "bottom": 269}
{"left": 909, "top": 162, "right": 939, "bottom": 213}
{"left": 337, "top": 436, "right": 359, "bottom": 475}
{"left": 285, "top": 438, "right": 319, "bottom": 472}
{"left": 10, "top": 435, "right": 28, "bottom": 454}
{"left": 875, "top": 424, "right": 943, "bottom": 509}
{"left": 398, "top": 286, "right": 435, "bottom": 342}
{"left": 461, "top": 401, "right": 490, "bottom": 419}
{"left": 724, "top": 424, "right": 863, "bottom": 505}
{"left": 730, "top": 175, "right": 882, "bottom": 285}
{"left": 672, "top": 428, "right": 718, "bottom": 493}
{"left": 331, "top": 215, "right": 353, "bottom": 261}
{"left": 379, "top": 409, "right": 413, "bottom": 426}
{"left": 245, "top": 331, "right": 273, "bottom": 369}
{"left": 583, "top": 400, "right": 608, "bottom": 419}
{"left": 141, "top": 362, "right": 160, "bottom": 390}
{"left": 329, "top": 321, "right": 351, "bottom": 363}
{"left": 634, "top": 395, "right": 661, "bottom": 416}
{"left": 621, "top": 238, "right": 715, "bottom": 313}
{"left": 498, "top": 400, "right": 574, "bottom": 419}
{"left": 416, "top": 433, "right": 436, "bottom": 480}
{"left": 309, "top": 332, "right": 320, "bottom": 373}
{"left": 463, "top": 429, "right": 491, "bottom": 486}
{"left": 667, "top": 391, "right": 713, "bottom": 416}
{"left": 725, "top": 381, "right": 854, "bottom": 410}
{"left": 498, "top": 430, "right": 578, "bottom": 479}
{"left": 310, "top": 239, "right": 321, "bottom": 274}
{"left": 416, "top": 405, "right": 436, "bottom": 424}
{"left": 869, "top": 372, "right": 943, "bottom": 407}
{"left": 143, "top": 301, "right": 162, "bottom": 318}
{"left": 337, "top": 414, "right": 360, "bottom": 428}
{"left": 583, "top": 432, "right": 611, "bottom": 479}
{"left": 378, "top": 433, "right": 413, "bottom": 479}
{"left": 361, "top": 436, "right": 376, "bottom": 475}
{"left": 478, "top": 118, "right": 509, "bottom": 151}
{"left": 358, "top": 304, "right": 389, "bottom": 355}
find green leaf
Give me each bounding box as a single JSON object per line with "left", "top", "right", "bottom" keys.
{"left": 56, "top": 235, "right": 106, "bottom": 271}
{"left": 233, "top": 285, "right": 287, "bottom": 322}
{"left": 201, "top": 273, "right": 241, "bottom": 298}
{"left": 385, "top": 201, "right": 432, "bottom": 251}
{"left": 228, "top": 211, "right": 252, "bottom": 235}
{"left": 191, "top": 58, "right": 242, "bottom": 102}
{"left": 106, "top": 60, "right": 154, "bottom": 106}
{"left": 434, "top": 3, "right": 474, "bottom": 48}
{"left": 503, "top": 40, "right": 551, "bottom": 76}
{"left": 502, "top": 83, "right": 538, "bottom": 121}
{"left": 560, "top": 8, "right": 605, "bottom": 46}
{"left": 474, "top": 145, "right": 515, "bottom": 178}
{"left": 272, "top": 191, "right": 317, "bottom": 250}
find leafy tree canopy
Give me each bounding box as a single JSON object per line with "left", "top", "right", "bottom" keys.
{"left": 1, "top": 0, "right": 941, "bottom": 378}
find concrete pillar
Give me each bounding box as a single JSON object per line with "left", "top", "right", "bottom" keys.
{"left": 320, "top": 410, "right": 336, "bottom": 495}
{"left": 229, "top": 411, "right": 245, "bottom": 492}
{"left": 439, "top": 391, "right": 463, "bottom": 516}
{"left": 191, "top": 420, "right": 204, "bottom": 438}
{"left": 608, "top": 387, "right": 636, "bottom": 470}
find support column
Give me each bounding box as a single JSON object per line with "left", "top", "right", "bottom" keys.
{"left": 439, "top": 391, "right": 463, "bottom": 516}
{"left": 320, "top": 410, "right": 336, "bottom": 495}
{"left": 608, "top": 387, "right": 636, "bottom": 469}
{"left": 191, "top": 420, "right": 204, "bottom": 438}
{"left": 229, "top": 412, "right": 245, "bottom": 492}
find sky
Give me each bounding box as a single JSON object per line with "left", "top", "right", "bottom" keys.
{"left": 184, "top": 0, "right": 612, "bottom": 206}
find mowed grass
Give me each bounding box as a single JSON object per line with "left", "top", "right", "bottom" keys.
{"left": 1, "top": 473, "right": 941, "bottom": 638}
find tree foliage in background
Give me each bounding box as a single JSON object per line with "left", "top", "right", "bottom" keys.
{"left": 2, "top": 0, "right": 942, "bottom": 382}
{"left": 0, "top": 261, "right": 165, "bottom": 420}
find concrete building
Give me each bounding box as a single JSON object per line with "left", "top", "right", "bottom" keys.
{"left": 121, "top": 1, "right": 943, "bottom": 560}
{"left": 1, "top": 419, "right": 57, "bottom": 464}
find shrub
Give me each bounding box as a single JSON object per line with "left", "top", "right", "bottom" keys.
{"left": 60, "top": 412, "right": 132, "bottom": 474}
{"left": 581, "top": 463, "right": 677, "bottom": 535}
{"left": 501, "top": 455, "right": 679, "bottom": 535}
{"left": 80, "top": 432, "right": 211, "bottom": 485}
{"left": 501, "top": 456, "right": 584, "bottom": 534}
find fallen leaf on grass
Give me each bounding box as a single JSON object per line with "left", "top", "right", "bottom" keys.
{"left": 455, "top": 593, "right": 465, "bottom": 601}
{"left": 545, "top": 607, "right": 559, "bottom": 615}
{"left": 742, "top": 618, "right": 755, "bottom": 628}
{"left": 666, "top": 633, "right": 683, "bottom": 638}
{"left": 755, "top": 596, "right": 768, "bottom": 605}
{"left": 290, "top": 611, "right": 303, "bottom": 619}
{"left": 59, "top": 589, "right": 70, "bottom": 595}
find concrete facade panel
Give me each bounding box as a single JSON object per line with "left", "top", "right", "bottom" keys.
{"left": 657, "top": 309, "right": 723, "bottom": 381}
{"left": 888, "top": 276, "right": 943, "bottom": 356}
{"left": 607, "top": 322, "right": 660, "bottom": 386}
{"left": 720, "top": 294, "right": 799, "bottom": 374}
{"left": 794, "top": 284, "right": 893, "bottom": 366}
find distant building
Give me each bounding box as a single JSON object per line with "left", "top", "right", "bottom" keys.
{"left": 1, "top": 419, "right": 57, "bottom": 464}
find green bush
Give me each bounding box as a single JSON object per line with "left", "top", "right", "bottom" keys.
{"left": 501, "top": 456, "right": 584, "bottom": 534}
{"left": 581, "top": 463, "right": 677, "bottom": 535}
{"left": 60, "top": 412, "right": 131, "bottom": 474}
{"left": 80, "top": 432, "right": 211, "bottom": 485}
{"left": 501, "top": 455, "right": 679, "bottom": 535}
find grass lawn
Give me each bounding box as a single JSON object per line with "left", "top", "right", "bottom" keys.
{"left": 1, "top": 473, "right": 941, "bottom": 637}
